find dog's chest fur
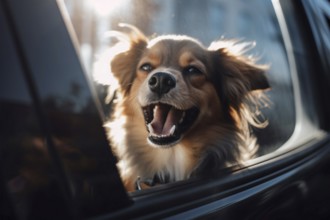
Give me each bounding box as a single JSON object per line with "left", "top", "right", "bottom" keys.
{"left": 152, "top": 144, "right": 193, "bottom": 182}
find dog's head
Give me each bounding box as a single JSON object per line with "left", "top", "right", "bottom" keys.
{"left": 105, "top": 24, "right": 269, "bottom": 148}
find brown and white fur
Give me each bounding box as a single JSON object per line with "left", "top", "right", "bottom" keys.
{"left": 97, "top": 24, "right": 269, "bottom": 191}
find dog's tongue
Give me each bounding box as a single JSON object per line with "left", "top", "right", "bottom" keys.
{"left": 150, "top": 104, "right": 182, "bottom": 136}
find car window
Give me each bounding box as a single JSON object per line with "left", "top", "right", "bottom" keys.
{"left": 62, "top": 0, "right": 295, "bottom": 152}
{"left": 60, "top": 0, "right": 302, "bottom": 190}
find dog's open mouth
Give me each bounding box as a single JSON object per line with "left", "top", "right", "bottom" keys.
{"left": 142, "top": 103, "right": 199, "bottom": 146}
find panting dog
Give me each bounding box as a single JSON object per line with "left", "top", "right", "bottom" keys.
{"left": 97, "top": 24, "right": 269, "bottom": 191}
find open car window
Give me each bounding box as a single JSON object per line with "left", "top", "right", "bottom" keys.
{"left": 58, "top": 0, "right": 329, "bottom": 194}
{"left": 61, "top": 0, "right": 298, "bottom": 165}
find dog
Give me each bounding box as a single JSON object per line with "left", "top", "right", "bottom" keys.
{"left": 97, "top": 24, "right": 270, "bottom": 191}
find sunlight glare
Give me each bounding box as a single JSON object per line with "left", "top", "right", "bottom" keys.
{"left": 87, "top": 0, "right": 130, "bottom": 17}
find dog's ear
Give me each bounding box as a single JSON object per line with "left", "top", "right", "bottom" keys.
{"left": 108, "top": 24, "right": 148, "bottom": 96}
{"left": 208, "top": 41, "right": 269, "bottom": 107}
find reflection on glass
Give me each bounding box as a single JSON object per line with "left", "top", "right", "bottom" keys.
{"left": 0, "top": 7, "right": 70, "bottom": 216}
{"left": 1, "top": 0, "right": 128, "bottom": 217}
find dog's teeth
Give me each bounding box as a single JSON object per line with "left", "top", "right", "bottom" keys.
{"left": 170, "top": 125, "right": 176, "bottom": 136}
{"left": 147, "top": 123, "right": 154, "bottom": 134}
{"left": 153, "top": 105, "right": 158, "bottom": 114}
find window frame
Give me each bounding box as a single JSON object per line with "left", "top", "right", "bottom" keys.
{"left": 267, "top": 0, "right": 326, "bottom": 153}
{"left": 301, "top": 0, "right": 330, "bottom": 130}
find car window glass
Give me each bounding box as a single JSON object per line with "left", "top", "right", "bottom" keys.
{"left": 60, "top": 0, "right": 296, "bottom": 188}
{"left": 1, "top": 0, "right": 129, "bottom": 215}
{"left": 0, "top": 4, "right": 70, "bottom": 216}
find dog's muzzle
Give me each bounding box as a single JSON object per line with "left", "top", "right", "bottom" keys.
{"left": 142, "top": 72, "right": 199, "bottom": 147}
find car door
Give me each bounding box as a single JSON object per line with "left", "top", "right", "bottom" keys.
{"left": 1, "top": 0, "right": 330, "bottom": 219}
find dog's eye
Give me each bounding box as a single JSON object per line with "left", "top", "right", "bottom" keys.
{"left": 183, "top": 66, "right": 203, "bottom": 75}
{"left": 140, "top": 63, "right": 154, "bottom": 72}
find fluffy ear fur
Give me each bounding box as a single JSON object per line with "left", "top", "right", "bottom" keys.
{"left": 109, "top": 24, "right": 148, "bottom": 96}
{"left": 208, "top": 41, "right": 270, "bottom": 130}
{"left": 209, "top": 41, "right": 269, "bottom": 110}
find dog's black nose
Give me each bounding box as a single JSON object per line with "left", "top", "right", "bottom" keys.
{"left": 148, "top": 72, "right": 176, "bottom": 96}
